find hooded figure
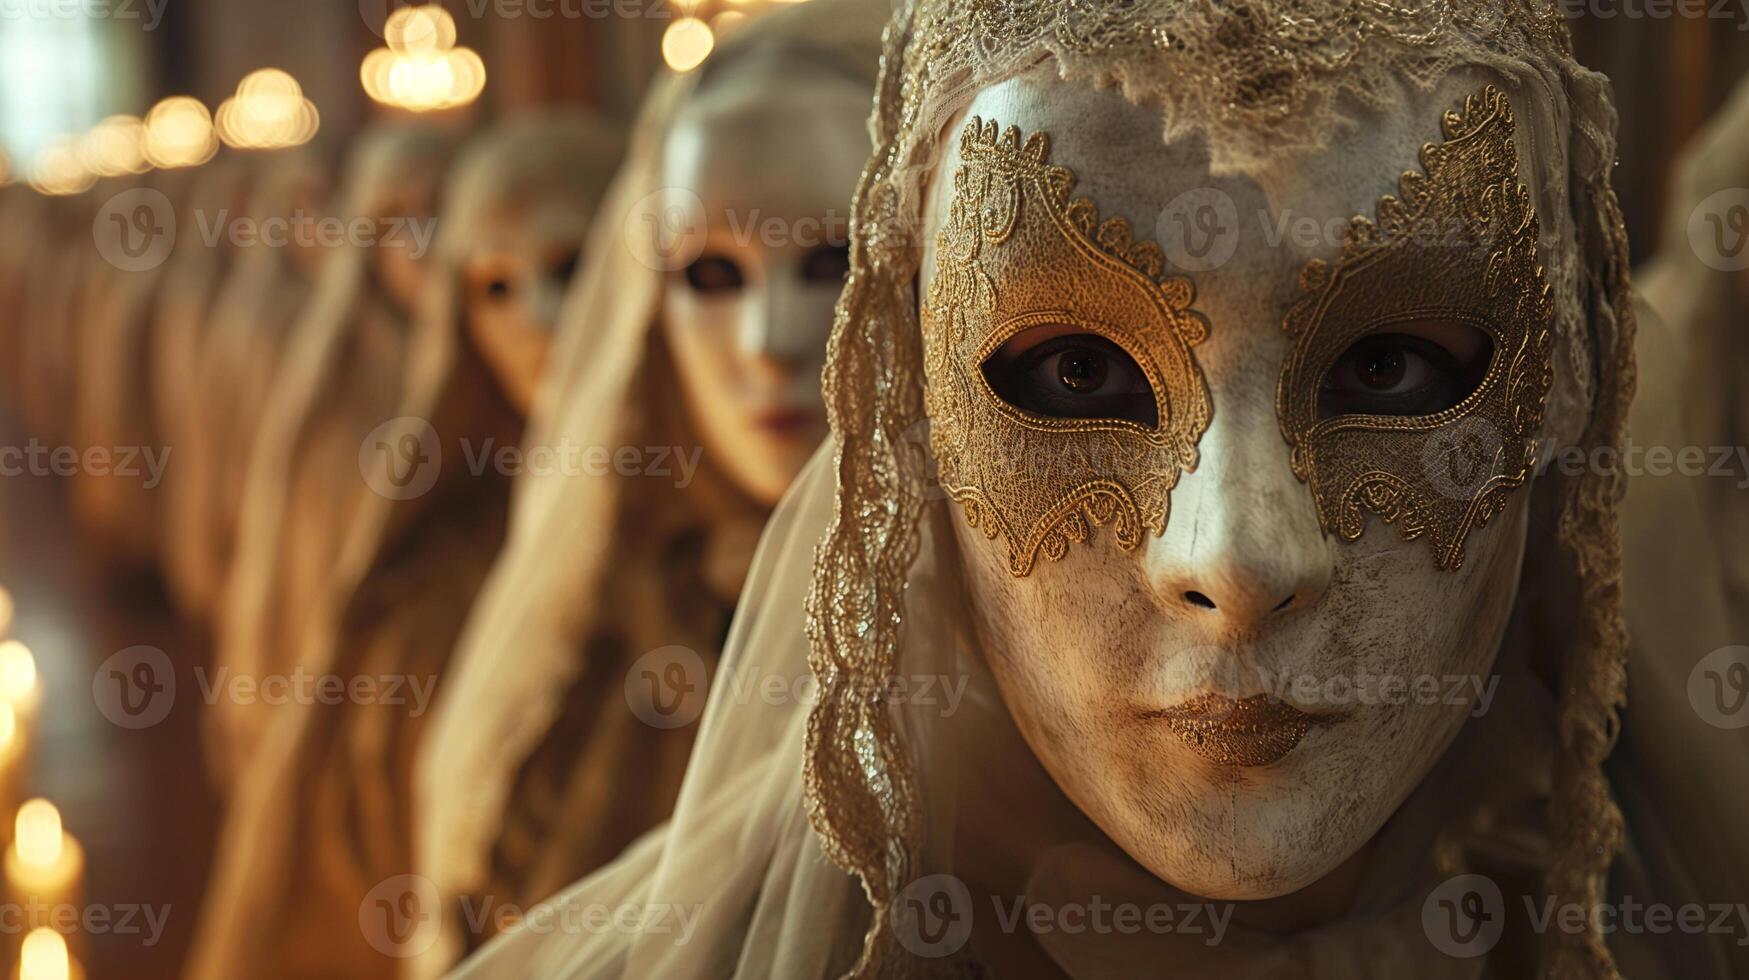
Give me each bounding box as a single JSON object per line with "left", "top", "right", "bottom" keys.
{"left": 161, "top": 147, "right": 332, "bottom": 621}
{"left": 185, "top": 114, "right": 622, "bottom": 980}
{"left": 210, "top": 123, "right": 457, "bottom": 786}
{"left": 452, "top": 2, "right": 1746, "bottom": 978}
{"left": 411, "top": 2, "right": 885, "bottom": 972}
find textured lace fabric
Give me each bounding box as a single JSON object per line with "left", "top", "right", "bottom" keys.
{"left": 808, "top": 1, "right": 1633, "bottom": 977}
{"left": 1277, "top": 85, "right": 1556, "bottom": 572}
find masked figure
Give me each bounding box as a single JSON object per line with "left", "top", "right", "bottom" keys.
{"left": 210, "top": 124, "right": 457, "bottom": 787}
{"left": 411, "top": 2, "right": 884, "bottom": 973}
{"left": 185, "top": 114, "right": 622, "bottom": 980}
{"left": 452, "top": 3, "right": 1747, "bottom": 978}
{"left": 162, "top": 148, "right": 332, "bottom": 622}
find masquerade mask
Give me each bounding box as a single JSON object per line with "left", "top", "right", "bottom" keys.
{"left": 922, "top": 119, "right": 1213, "bottom": 577}
{"left": 1276, "top": 85, "right": 1554, "bottom": 570}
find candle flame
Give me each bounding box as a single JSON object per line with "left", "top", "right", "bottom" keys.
{"left": 19, "top": 927, "right": 70, "bottom": 980}
{"left": 16, "top": 800, "right": 64, "bottom": 869}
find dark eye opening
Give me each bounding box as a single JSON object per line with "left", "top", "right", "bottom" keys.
{"left": 485, "top": 278, "right": 513, "bottom": 301}
{"left": 550, "top": 246, "right": 583, "bottom": 284}
{"left": 800, "top": 242, "right": 851, "bottom": 283}
{"left": 683, "top": 254, "right": 745, "bottom": 294}
{"left": 1317, "top": 322, "right": 1493, "bottom": 420}
{"left": 981, "top": 327, "right": 1158, "bottom": 427}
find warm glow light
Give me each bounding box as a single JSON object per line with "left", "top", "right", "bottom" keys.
{"left": 27, "top": 140, "right": 95, "bottom": 196}
{"left": 19, "top": 928, "right": 69, "bottom": 980}
{"left": 216, "top": 68, "right": 320, "bottom": 149}
{"left": 711, "top": 10, "right": 745, "bottom": 33}
{"left": 15, "top": 800, "right": 63, "bottom": 869}
{"left": 0, "top": 703, "right": 16, "bottom": 751}
{"left": 143, "top": 96, "right": 219, "bottom": 169}
{"left": 363, "top": 5, "right": 484, "bottom": 112}
{"left": 662, "top": 17, "right": 714, "bottom": 73}
{"left": 79, "top": 115, "right": 150, "bottom": 177}
{"left": 0, "top": 584, "right": 12, "bottom": 634}
{"left": 385, "top": 5, "right": 457, "bottom": 56}
{"left": 0, "top": 640, "right": 37, "bottom": 705}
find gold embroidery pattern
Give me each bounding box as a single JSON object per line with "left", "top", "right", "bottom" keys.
{"left": 922, "top": 118, "right": 1212, "bottom": 577}
{"left": 1276, "top": 85, "right": 1554, "bottom": 570}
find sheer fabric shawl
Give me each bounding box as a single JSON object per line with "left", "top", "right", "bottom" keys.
{"left": 412, "top": 3, "right": 887, "bottom": 975}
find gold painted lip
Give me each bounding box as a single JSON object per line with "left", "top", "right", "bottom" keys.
{"left": 1143, "top": 694, "right": 1347, "bottom": 768}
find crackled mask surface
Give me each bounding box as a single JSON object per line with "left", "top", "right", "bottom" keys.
{"left": 922, "top": 119, "right": 1213, "bottom": 577}
{"left": 928, "top": 70, "right": 1549, "bottom": 902}
{"left": 1277, "top": 85, "right": 1554, "bottom": 571}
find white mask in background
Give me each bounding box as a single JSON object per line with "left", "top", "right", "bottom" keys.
{"left": 658, "top": 56, "right": 872, "bottom": 507}
{"left": 463, "top": 205, "right": 589, "bottom": 415}
{"left": 920, "top": 69, "right": 1561, "bottom": 900}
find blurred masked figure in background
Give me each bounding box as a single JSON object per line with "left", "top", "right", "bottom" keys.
{"left": 210, "top": 124, "right": 457, "bottom": 787}
{"left": 187, "top": 114, "right": 621, "bottom": 980}
{"left": 412, "top": 0, "right": 884, "bottom": 971}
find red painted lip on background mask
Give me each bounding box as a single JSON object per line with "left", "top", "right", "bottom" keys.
{"left": 754, "top": 406, "right": 823, "bottom": 438}
{"left": 1140, "top": 694, "right": 1350, "bottom": 768}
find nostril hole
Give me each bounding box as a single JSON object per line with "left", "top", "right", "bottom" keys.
{"left": 1273, "top": 594, "right": 1295, "bottom": 613}
{"left": 1183, "top": 591, "right": 1216, "bottom": 610}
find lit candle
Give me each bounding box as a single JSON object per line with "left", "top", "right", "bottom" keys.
{"left": 16, "top": 927, "right": 83, "bottom": 980}
{"left": 0, "top": 640, "right": 40, "bottom": 726}
{"left": 4, "top": 801, "right": 83, "bottom": 929}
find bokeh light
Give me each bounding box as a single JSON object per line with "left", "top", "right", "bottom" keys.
{"left": 27, "top": 139, "right": 94, "bottom": 196}
{"left": 143, "top": 96, "right": 220, "bottom": 169}
{"left": 362, "top": 6, "right": 485, "bottom": 112}
{"left": 216, "top": 68, "right": 320, "bottom": 149}
{"left": 78, "top": 114, "right": 150, "bottom": 177}
{"left": 662, "top": 17, "right": 714, "bottom": 73}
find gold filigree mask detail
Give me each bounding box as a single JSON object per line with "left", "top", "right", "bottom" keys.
{"left": 1276, "top": 85, "right": 1555, "bottom": 571}
{"left": 922, "top": 118, "right": 1213, "bottom": 577}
